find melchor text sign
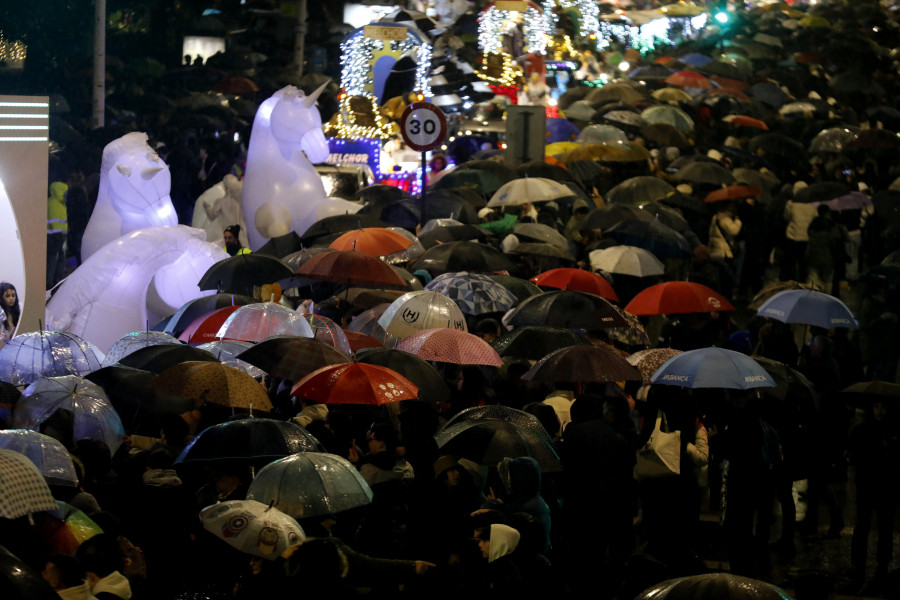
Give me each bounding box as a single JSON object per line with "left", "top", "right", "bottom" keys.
{"left": 495, "top": 1, "right": 529, "bottom": 12}
{"left": 364, "top": 25, "right": 408, "bottom": 41}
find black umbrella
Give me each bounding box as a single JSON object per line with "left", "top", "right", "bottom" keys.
{"left": 521, "top": 344, "right": 642, "bottom": 383}
{"left": 752, "top": 356, "right": 817, "bottom": 404}
{"left": 565, "top": 160, "right": 608, "bottom": 191}
{"left": 607, "top": 176, "right": 675, "bottom": 206}
{"left": 412, "top": 241, "right": 516, "bottom": 273}
{"left": 118, "top": 344, "right": 218, "bottom": 373}
{"left": 176, "top": 418, "right": 324, "bottom": 467}
{"left": 298, "top": 214, "right": 388, "bottom": 245}
{"left": 507, "top": 290, "right": 629, "bottom": 330}
{"left": 420, "top": 190, "right": 481, "bottom": 223}
{"left": 604, "top": 219, "right": 692, "bottom": 258}
{"left": 829, "top": 71, "right": 885, "bottom": 97}
{"left": 580, "top": 204, "right": 654, "bottom": 231}
{"left": 491, "top": 326, "right": 592, "bottom": 360}
{"left": 355, "top": 192, "right": 421, "bottom": 230}
{"left": 418, "top": 224, "right": 491, "bottom": 248}
{"left": 256, "top": 232, "right": 304, "bottom": 259}
{"left": 355, "top": 347, "right": 451, "bottom": 403}
{"left": 0, "top": 545, "right": 60, "bottom": 600}
{"left": 701, "top": 60, "right": 751, "bottom": 82}
{"left": 794, "top": 182, "right": 851, "bottom": 203}
{"left": 640, "top": 123, "right": 691, "bottom": 150}
{"left": 164, "top": 293, "right": 257, "bottom": 338}
{"left": 487, "top": 275, "right": 543, "bottom": 303}
{"left": 676, "top": 162, "right": 736, "bottom": 186}
{"left": 198, "top": 254, "right": 294, "bottom": 296}
{"left": 457, "top": 159, "right": 519, "bottom": 182}
{"left": 517, "top": 161, "right": 578, "bottom": 187}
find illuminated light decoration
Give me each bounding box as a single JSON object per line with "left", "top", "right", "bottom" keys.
{"left": 478, "top": 3, "right": 549, "bottom": 55}
{"left": 545, "top": 105, "right": 560, "bottom": 118}
{"left": 324, "top": 94, "right": 396, "bottom": 140}
{"left": 478, "top": 51, "right": 521, "bottom": 88}
{"left": 0, "top": 32, "right": 27, "bottom": 68}
{"left": 340, "top": 24, "right": 433, "bottom": 98}
{"left": 326, "top": 137, "right": 383, "bottom": 175}
{"left": 544, "top": 0, "right": 600, "bottom": 40}
{"left": 81, "top": 132, "right": 178, "bottom": 260}
{"left": 546, "top": 35, "right": 577, "bottom": 61}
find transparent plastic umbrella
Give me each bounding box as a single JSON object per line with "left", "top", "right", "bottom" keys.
{"left": 0, "top": 331, "right": 101, "bottom": 387}
{"left": 247, "top": 452, "right": 374, "bottom": 519}
{"left": 378, "top": 291, "right": 468, "bottom": 338}
{"left": 101, "top": 331, "right": 182, "bottom": 367}
{"left": 303, "top": 314, "right": 352, "bottom": 353}
{"left": 196, "top": 340, "right": 265, "bottom": 379}
{"left": 11, "top": 376, "right": 125, "bottom": 454}
{"left": 216, "top": 302, "right": 314, "bottom": 342}
{"left": 0, "top": 430, "right": 78, "bottom": 487}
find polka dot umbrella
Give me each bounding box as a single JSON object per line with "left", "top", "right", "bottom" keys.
{"left": 291, "top": 362, "right": 419, "bottom": 405}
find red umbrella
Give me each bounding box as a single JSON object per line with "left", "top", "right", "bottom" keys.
{"left": 722, "top": 115, "right": 769, "bottom": 130}
{"left": 212, "top": 76, "right": 259, "bottom": 94}
{"left": 704, "top": 185, "right": 764, "bottom": 204}
{"left": 396, "top": 328, "right": 504, "bottom": 367}
{"left": 343, "top": 330, "right": 384, "bottom": 352}
{"left": 705, "top": 88, "right": 751, "bottom": 102}
{"left": 530, "top": 268, "right": 619, "bottom": 302}
{"left": 328, "top": 228, "right": 413, "bottom": 257}
{"left": 665, "top": 71, "right": 713, "bottom": 89}
{"left": 709, "top": 75, "right": 750, "bottom": 91}
{"left": 296, "top": 249, "right": 409, "bottom": 288}
{"left": 625, "top": 281, "right": 734, "bottom": 315}
{"left": 177, "top": 305, "right": 242, "bottom": 343}
{"left": 291, "top": 362, "right": 418, "bottom": 405}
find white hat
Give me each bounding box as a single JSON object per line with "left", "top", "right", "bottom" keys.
{"left": 707, "top": 149, "right": 724, "bottom": 162}
{"left": 478, "top": 207, "right": 495, "bottom": 220}
{"left": 501, "top": 234, "right": 520, "bottom": 253}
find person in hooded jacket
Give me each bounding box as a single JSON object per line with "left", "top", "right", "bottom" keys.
{"left": 47, "top": 181, "right": 69, "bottom": 288}
{"left": 483, "top": 457, "right": 552, "bottom": 555}
{"left": 42, "top": 554, "right": 98, "bottom": 600}
{"left": 472, "top": 523, "right": 524, "bottom": 596}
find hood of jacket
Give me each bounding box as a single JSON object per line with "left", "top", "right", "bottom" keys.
{"left": 498, "top": 456, "right": 541, "bottom": 502}
{"left": 142, "top": 468, "right": 182, "bottom": 488}
{"left": 90, "top": 570, "right": 132, "bottom": 600}
{"left": 58, "top": 583, "right": 99, "bottom": 600}
{"left": 49, "top": 181, "right": 69, "bottom": 203}
{"left": 488, "top": 523, "right": 521, "bottom": 563}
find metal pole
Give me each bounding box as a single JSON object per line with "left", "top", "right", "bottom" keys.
{"left": 92, "top": 0, "right": 106, "bottom": 130}
{"left": 420, "top": 151, "right": 427, "bottom": 225}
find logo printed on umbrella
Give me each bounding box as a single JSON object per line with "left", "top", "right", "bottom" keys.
{"left": 661, "top": 374, "right": 690, "bottom": 382}
{"left": 402, "top": 308, "right": 420, "bottom": 323}
{"left": 831, "top": 318, "right": 851, "bottom": 325}
{"left": 257, "top": 527, "right": 279, "bottom": 554}
{"left": 707, "top": 296, "right": 722, "bottom": 308}
{"left": 763, "top": 308, "right": 785, "bottom": 318}
{"left": 223, "top": 515, "right": 249, "bottom": 538}
{"left": 454, "top": 320, "right": 465, "bottom": 330}
{"left": 744, "top": 375, "right": 768, "bottom": 383}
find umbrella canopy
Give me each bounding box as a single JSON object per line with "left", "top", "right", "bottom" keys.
{"left": 589, "top": 245, "right": 666, "bottom": 277}
{"left": 418, "top": 224, "right": 491, "bottom": 248}
{"left": 198, "top": 254, "right": 294, "bottom": 296}
{"left": 577, "top": 124, "right": 630, "bottom": 145}
{"left": 676, "top": 162, "right": 736, "bottom": 186}
{"left": 506, "top": 290, "right": 629, "bottom": 330}
{"left": 794, "top": 182, "right": 851, "bottom": 204}
{"left": 118, "top": 343, "right": 218, "bottom": 372}
{"left": 814, "top": 192, "right": 872, "bottom": 213}
{"left": 747, "top": 280, "right": 821, "bottom": 310}
{"left": 200, "top": 500, "right": 305, "bottom": 561}
{"left": 580, "top": 204, "right": 654, "bottom": 231}
{"left": 640, "top": 105, "right": 695, "bottom": 131}
{"left": 0, "top": 449, "right": 59, "bottom": 520}
{"left": 255, "top": 232, "right": 305, "bottom": 259}
{"left": 641, "top": 123, "right": 691, "bottom": 150}
{"left": 355, "top": 348, "right": 450, "bottom": 403}
{"left": 512, "top": 223, "right": 570, "bottom": 250}
{"left": 303, "top": 314, "right": 352, "bottom": 353}
{"left": 425, "top": 272, "right": 518, "bottom": 315}
{"left": 651, "top": 347, "right": 776, "bottom": 390}
{"left": 705, "top": 185, "right": 763, "bottom": 204}
{"left": 604, "top": 219, "right": 692, "bottom": 259}
{"left": 396, "top": 328, "right": 504, "bottom": 366}
{"left": 177, "top": 305, "right": 243, "bottom": 344}
{"left": 12, "top": 376, "right": 125, "bottom": 454}
{"left": 246, "top": 452, "right": 373, "bottom": 519}
{"left": 434, "top": 167, "right": 510, "bottom": 197}
{"left": 296, "top": 249, "right": 410, "bottom": 288}
{"left": 634, "top": 573, "right": 793, "bottom": 600}
{"left": 299, "top": 214, "right": 389, "bottom": 246}
{"left": 343, "top": 330, "right": 383, "bottom": 352}
{"left": 412, "top": 241, "right": 516, "bottom": 274}
{"left": 152, "top": 361, "right": 274, "bottom": 411}
{"left": 101, "top": 331, "right": 182, "bottom": 367}
{"left": 522, "top": 345, "right": 642, "bottom": 383}
{"left": 378, "top": 290, "right": 468, "bottom": 338}
{"left": 808, "top": 127, "right": 859, "bottom": 154}
{"left": 842, "top": 380, "right": 900, "bottom": 400}
{"left": 328, "top": 228, "right": 412, "bottom": 257}
{"left": 435, "top": 413, "right": 562, "bottom": 472}
{"left": 752, "top": 356, "right": 817, "bottom": 403}
{"left": 487, "top": 178, "right": 576, "bottom": 208}
{"left": 606, "top": 176, "right": 675, "bottom": 206}
{"left": 665, "top": 71, "right": 713, "bottom": 89}
{"left": 216, "top": 302, "right": 314, "bottom": 342}
{"left": 85, "top": 365, "right": 194, "bottom": 421}
{"left": 0, "top": 331, "right": 101, "bottom": 387}
{"left": 530, "top": 268, "right": 618, "bottom": 302}
{"left": 0, "top": 430, "right": 78, "bottom": 487}
{"left": 196, "top": 340, "right": 265, "bottom": 379}
{"left": 487, "top": 275, "right": 542, "bottom": 304}
{"left": 237, "top": 336, "right": 349, "bottom": 383}
{"left": 0, "top": 544, "right": 61, "bottom": 600}
{"left": 625, "top": 281, "right": 734, "bottom": 315}
{"left": 652, "top": 88, "right": 693, "bottom": 103}
{"left": 176, "top": 418, "right": 324, "bottom": 466}
{"left": 291, "top": 362, "right": 418, "bottom": 405}
{"left": 755, "top": 289, "right": 858, "bottom": 329}
{"left": 627, "top": 348, "right": 683, "bottom": 380}
{"left": 491, "top": 326, "right": 591, "bottom": 361}
{"left": 722, "top": 115, "right": 769, "bottom": 131}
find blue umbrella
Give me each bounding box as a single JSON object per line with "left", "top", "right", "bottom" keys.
{"left": 755, "top": 289, "right": 858, "bottom": 329}
{"left": 650, "top": 347, "right": 776, "bottom": 390}
{"left": 678, "top": 52, "right": 713, "bottom": 67}
{"left": 546, "top": 118, "right": 581, "bottom": 144}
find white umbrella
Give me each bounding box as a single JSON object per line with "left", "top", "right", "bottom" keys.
{"left": 216, "top": 302, "right": 314, "bottom": 342}
{"left": 487, "top": 178, "right": 577, "bottom": 208}
{"left": 378, "top": 290, "right": 468, "bottom": 338}
{"left": 200, "top": 499, "right": 306, "bottom": 560}
{"left": 589, "top": 245, "right": 666, "bottom": 277}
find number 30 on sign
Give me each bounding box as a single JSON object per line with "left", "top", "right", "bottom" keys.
{"left": 400, "top": 102, "right": 447, "bottom": 152}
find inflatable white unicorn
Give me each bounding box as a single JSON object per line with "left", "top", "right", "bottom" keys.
{"left": 81, "top": 132, "right": 178, "bottom": 260}
{"left": 242, "top": 84, "right": 359, "bottom": 249}
{"left": 192, "top": 174, "right": 249, "bottom": 248}
{"left": 46, "top": 226, "right": 227, "bottom": 353}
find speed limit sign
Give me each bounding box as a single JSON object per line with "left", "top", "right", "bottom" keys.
{"left": 400, "top": 102, "right": 447, "bottom": 152}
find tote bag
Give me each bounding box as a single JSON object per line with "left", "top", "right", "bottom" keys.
{"left": 634, "top": 410, "right": 681, "bottom": 481}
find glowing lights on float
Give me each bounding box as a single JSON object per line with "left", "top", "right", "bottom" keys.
{"left": 324, "top": 94, "right": 396, "bottom": 140}
{"left": 0, "top": 32, "right": 26, "bottom": 68}
{"left": 339, "top": 32, "right": 432, "bottom": 98}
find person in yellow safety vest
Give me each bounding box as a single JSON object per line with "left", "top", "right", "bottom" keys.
{"left": 223, "top": 224, "right": 250, "bottom": 256}
{"left": 47, "top": 181, "right": 69, "bottom": 289}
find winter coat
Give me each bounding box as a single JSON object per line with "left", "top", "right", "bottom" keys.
{"left": 783, "top": 201, "right": 817, "bottom": 242}
{"left": 90, "top": 570, "right": 132, "bottom": 600}
{"left": 708, "top": 211, "right": 742, "bottom": 259}
{"left": 58, "top": 583, "right": 99, "bottom": 600}
{"left": 48, "top": 181, "right": 69, "bottom": 234}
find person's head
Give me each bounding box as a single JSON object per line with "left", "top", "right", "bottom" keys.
{"left": 872, "top": 401, "right": 889, "bottom": 422}
{"left": 473, "top": 523, "right": 521, "bottom": 562}
{"left": 0, "top": 282, "right": 20, "bottom": 327}
{"left": 475, "top": 318, "right": 501, "bottom": 343}
{"left": 43, "top": 554, "right": 87, "bottom": 590}
{"left": 224, "top": 225, "right": 242, "bottom": 249}
{"left": 366, "top": 422, "right": 398, "bottom": 455}
{"left": 817, "top": 204, "right": 831, "bottom": 218}
{"left": 75, "top": 533, "right": 124, "bottom": 581}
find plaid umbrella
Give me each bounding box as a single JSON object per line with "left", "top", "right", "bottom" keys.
{"left": 425, "top": 272, "right": 518, "bottom": 315}
{"left": 396, "top": 328, "right": 504, "bottom": 366}
{"left": 521, "top": 345, "right": 642, "bottom": 383}
{"left": 0, "top": 331, "right": 101, "bottom": 387}
{"left": 0, "top": 449, "right": 59, "bottom": 520}
{"left": 626, "top": 348, "right": 683, "bottom": 380}
{"left": 379, "top": 291, "right": 468, "bottom": 338}
{"left": 236, "top": 336, "right": 349, "bottom": 383}
{"left": 152, "top": 361, "right": 274, "bottom": 411}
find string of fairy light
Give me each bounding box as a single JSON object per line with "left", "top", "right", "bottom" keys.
{"left": 0, "top": 32, "right": 26, "bottom": 65}
{"left": 340, "top": 32, "right": 432, "bottom": 98}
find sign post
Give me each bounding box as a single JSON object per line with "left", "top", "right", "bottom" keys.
{"left": 400, "top": 102, "right": 447, "bottom": 225}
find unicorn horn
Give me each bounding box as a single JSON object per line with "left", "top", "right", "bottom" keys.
{"left": 303, "top": 81, "right": 330, "bottom": 108}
